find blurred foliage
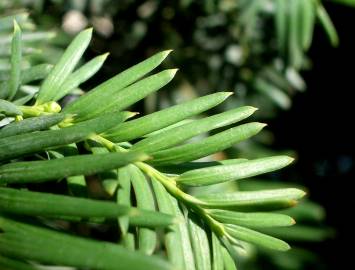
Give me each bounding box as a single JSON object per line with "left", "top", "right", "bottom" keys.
{"left": 1, "top": 0, "right": 346, "bottom": 118}
{"left": 238, "top": 180, "right": 333, "bottom": 270}
{"left": 2, "top": 0, "right": 348, "bottom": 159}
{"left": 0, "top": 10, "right": 69, "bottom": 105}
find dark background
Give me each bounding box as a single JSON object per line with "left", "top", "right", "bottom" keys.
{"left": 271, "top": 3, "right": 355, "bottom": 269}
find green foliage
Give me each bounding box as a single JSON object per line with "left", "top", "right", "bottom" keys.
{"left": 197, "top": 188, "right": 305, "bottom": 211}
{"left": 0, "top": 98, "right": 22, "bottom": 117}
{"left": 333, "top": 0, "right": 355, "bottom": 6}
{"left": 209, "top": 210, "right": 295, "bottom": 228}
{"left": 177, "top": 156, "right": 293, "bottom": 186}
{"left": 236, "top": 179, "right": 331, "bottom": 269}
{"left": 0, "top": 217, "right": 172, "bottom": 270}
{"left": 1, "top": 0, "right": 343, "bottom": 120}
{"left": 0, "top": 151, "right": 147, "bottom": 184}
{"left": 105, "top": 92, "right": 232, "bottom": 142}
{"left": 0, "top": 10, "right": 62, "bottom": 115}
{"left": 0, "top": 187, "right": 175, "bottom": 227}
{"left": 63, "top": 50, "right": 173, "bottom": 121}
{"left": 0, "top": 113, "right": 131, "bottom": 161}
{"left": 8, "top": 20, "right": 22, "bottom": 100}
{"left": 36, "top": 28, "right": 93, "bottom": 104}
{"left": 150, "top": 122, "right": 265, "bottom": 165}
{"left": 0, "top": 21, "right": 328, "bottom": 270}
{"left": 0, "top": 113, "right": 66, "bottom": 137}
